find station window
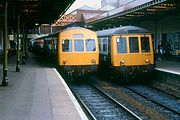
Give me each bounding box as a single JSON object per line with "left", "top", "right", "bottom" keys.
{"left": 74, "top": 40, "right": 84, "bottom": 52}
{"left": 103, "top": 38, "right": 108, "bottom": 52}
{"left": 62, "top": 39, "right": 72, "bottom": 52}
{"left": 129, "top": 37, "right": 139, "bottom": 53}
{"left": 141, "top": 37, "right": 150, "bottom": 52}
{"left": 86, "top": 39, "right": 96, "bottom": 51}
{"left": 116, "top": 37, "right": 127, "bottom": 53}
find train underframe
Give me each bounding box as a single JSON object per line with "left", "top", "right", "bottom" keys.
{"left": 114, "top": 64, "right": 154, "bottom": 81}
{"left": 62, "top": 65, "right": 98, "bottom": 78}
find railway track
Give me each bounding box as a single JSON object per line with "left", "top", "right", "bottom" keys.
{"left": 65, "top": 72, "right": 180, "bottom": 120}
{"left": 152, "top": 71, "right": 180, "bottom": 99}
{"left": 70, "top": 82, "right": 141, "bottom": 120}
{"left": 147, "top": 80, "right": 180, "bottom": 99}
{"left": 87, "top": 76, "right": 180, "bottom": 120}
{"left": 125, "top": 85, "right": 180, "bottom": 115}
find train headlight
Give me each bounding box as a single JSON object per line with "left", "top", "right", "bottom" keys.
{"left": 91, "top": 59, "right": 96, "bottom": 64}
{"left": 145, "top": 59, "right": 150, "bottom": 63}
{"left": 120, "top": 60, "right": 125, "bottom": 65}
{"left": 63, "top": 60, "right": 67, "bottom": 65}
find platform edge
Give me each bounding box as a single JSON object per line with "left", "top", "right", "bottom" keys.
{"left": 53, "top": 68, "right": 88, "bottom": 120}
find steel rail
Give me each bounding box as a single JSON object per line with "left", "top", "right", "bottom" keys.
{"left": 146, "top": 84, "right": 180, "bottom": 100}
{"left": 91, "top": 84, "right": 142, "bottom": 120}
{"left": 69, "top": 86, "right": 97, "bottom": 120}
{"left": 125, "top": 86, "right": 180, "bottom": 115}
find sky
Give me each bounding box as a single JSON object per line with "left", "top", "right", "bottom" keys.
{"left": 65, "top": 0, "right": 102, "bottom": 14}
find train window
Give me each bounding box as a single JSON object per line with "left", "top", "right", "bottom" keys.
{"left": 141, "top": 37, "right": 150, "bottom": 52}
{"left": 116, "top": 37, "right": 127, "bottom": 53}
{"left": 103, "top": 38, "right": 108, "bottom": 52}
{"left": 62, "top": 40, "right": 72, "bottom": 52}
{"left": 74, "top": 40, "right": 84, "bottom": 52}
{"left": 86, "top": 39, "right": 96, "bottom": 51}
{"left": 74, "top": 34, "right": 84, "bottom": 38}
{"left": 129, "top": 37, "right": 139, "bottom": 53}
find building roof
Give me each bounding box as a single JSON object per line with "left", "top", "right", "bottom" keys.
{"left": 99, "top": 5, "right": 115, "bottom": 11}
{"left": 77, "top": 5, "right": 96, "bottom": 10}
{"left": 83, "top": 13, "right": 102, "bottom": 20}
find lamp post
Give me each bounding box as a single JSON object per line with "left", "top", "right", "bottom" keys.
{"left": 2, "top": 1, "right": 8, "bottom": 86}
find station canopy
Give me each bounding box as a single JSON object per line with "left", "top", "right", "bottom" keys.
{"left": 0, "top": 0, "right": 75, "bottom": 28}
{"left": 87, "top": 0, "right": 180, "bottom": 30}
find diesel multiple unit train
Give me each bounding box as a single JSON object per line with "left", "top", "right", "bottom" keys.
{"left": 97, "top": 26, "right": 154, "bottom": 81}
{"left": 32, "top": 26, "right": 154, "bottom": 81}
{"left": 32, "top": 27, "right": 99, "bottom": 77}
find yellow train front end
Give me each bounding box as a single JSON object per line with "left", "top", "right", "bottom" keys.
{"left": 111, "top": 34, "right": 154, "bottom": 77}
{"left": 57, "top": 27, "right": 99, "bottom": 77}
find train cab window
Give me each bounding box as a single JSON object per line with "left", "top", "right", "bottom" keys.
{"left": 129, "top": 37, "right": 139, "bottom": 53}
{"left": 62, "top": 40, "right": 72, "bottom": 52}
{"left": 116, "top": 37, "right": 127, "bottom": 53}
{"left": 74, "top": 40, "right": 84, "bottom": 52}
{"left": 103, "top": 38, "right": 108, "bottom": 52}
{"left": 141, "top": 37, "right": 150, "bottom": 52}
{"left": 73, "top": 34, "right": 84, "bottom": 38}
{"left": 86, "top": 39, "right": 96, "bottom": 51}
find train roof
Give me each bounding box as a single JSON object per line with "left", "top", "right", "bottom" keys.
{"left": 97, "top": 26, "right": 150, "bottom": 37}
{"left": 31, "top": 27, "right": 94, "bottom": 41}
{"left": 61, "top": 27, "right": 94, "bottom": 33}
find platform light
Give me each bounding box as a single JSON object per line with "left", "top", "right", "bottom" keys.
{"left": 153, "top": 5, "right": 167, "bottom": 9}
{"left": 35, "top": 23, "right": 39, "bottom": 26}
{"left": 126, "top": 14, "right": 134, "bottom": 17}
{"left": 147, "top": 9, "right": 156, "bottom": 12}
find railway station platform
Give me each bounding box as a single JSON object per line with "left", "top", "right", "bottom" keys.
{"left": 0, "top": 54, "right": 88, "bottom": 120}
{"left": 155, "top": 59, "right": 180, "bottom": 75}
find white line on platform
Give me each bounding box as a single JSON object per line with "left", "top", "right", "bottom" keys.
{"left": 155, "top": 68, "right": 180, "bottom": 75}
{"left": 53, "top": 68, "right": 88, "bottom": 120}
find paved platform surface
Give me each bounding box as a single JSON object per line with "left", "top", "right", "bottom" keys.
{"left": 0, "top": 54, "right": 87, "bottom": 120}
{"left": 155, "top": 60, "right": 180, "bottom": 75}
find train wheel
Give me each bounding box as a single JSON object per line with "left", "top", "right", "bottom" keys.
{"left": 122, "top": 72, "right": 129, "bottom": 82}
